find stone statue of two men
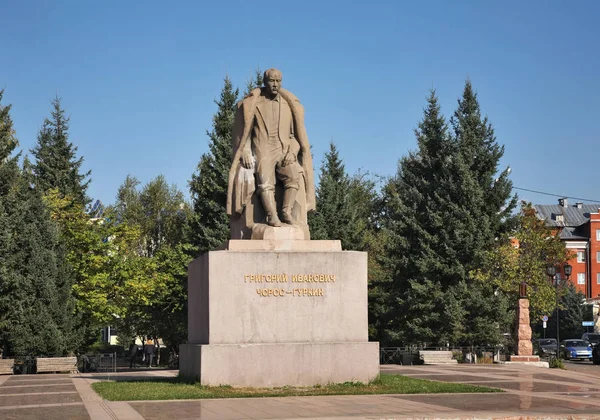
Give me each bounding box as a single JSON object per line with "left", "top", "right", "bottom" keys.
{"left": 226, "top": 68, "right": 316, "bottom": 240}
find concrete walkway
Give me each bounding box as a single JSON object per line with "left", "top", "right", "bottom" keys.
{"left": 1, "top": 364, "right": 600, "bottom": 419}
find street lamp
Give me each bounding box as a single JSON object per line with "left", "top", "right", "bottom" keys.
{"left": 545, "top": 264, "right": 557, "bottom": 357}
{"left": 562, "top": 265, "right": 572, "bottom": 353}
{"left": 548, "top": 263, "right": 572, "bottom": 359}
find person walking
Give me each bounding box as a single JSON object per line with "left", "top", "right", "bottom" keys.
{"left": 144, "top": 337, "right": 155, "bottom": 368}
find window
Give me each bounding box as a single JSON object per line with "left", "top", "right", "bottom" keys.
{"left": 597, "top": 273, "right": 600, "bottom": 285}
{"left": 597, "top": 229, "right": 600, "bottom": 241}
{"left": 577, "top": 273, "right": 585, "bottom": 285}
{"left": 577, "top": 251, "right": 586, "bottom": 263}
{"left": 597, "top": 251, "right": 600, "bottom": 263}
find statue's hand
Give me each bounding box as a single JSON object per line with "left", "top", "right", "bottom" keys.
{"left": 282, "top": 152, "right": 297, "bottom": 167}
{"left": 241, "top": 153, "right": 254, "bottom": 169}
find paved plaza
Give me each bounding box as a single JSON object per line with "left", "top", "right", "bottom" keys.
{"left": 1, "top": 364, "right": 600, "bottom": 419}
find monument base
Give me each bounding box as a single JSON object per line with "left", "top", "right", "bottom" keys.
{"left": 180, "top": 342, "right": 380, "bottom": 387}
{"left": 508, "top": 355, "right": 541, "bottom": 363}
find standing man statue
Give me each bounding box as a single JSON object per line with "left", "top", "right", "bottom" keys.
{"left": 226, "top": 68, "right": 316, "bottom": 239}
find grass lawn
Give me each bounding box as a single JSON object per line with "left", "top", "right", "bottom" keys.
{"left": 91, "top": 373, "right": 502, "bottom": 401}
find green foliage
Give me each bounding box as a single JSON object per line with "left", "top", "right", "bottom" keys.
{"left": 1, "top": 92, "right": 79, "bottom": 356}
{"left": 379, "top": 83, "right": 516, "bottom": 347}
{"left": 308, "top": 142, "right": 389, "bottom": 342}
{"left": 309, "top": 142, "right": 354, "bottom": 248}
{"left": 30, "top": 97, "right": 91, "bottom": 205}
{"left": 189, "top": 77, "right": 239, "bottom": 255}
{"left": 115, "top": 175, "right": 190, "bottom": 257}
{"left": 536, "top": 283, "right": 593, "bottom": 340}
{"left": 474, "top": 202, "right": 571, "bottom": 320}
{"left": 549, "top": 357, "right": 565, "bottom": 369}
{"left": 555, "top": 284, "right": 593, "bottom": 339}
{"left": 451, "top": 80, "right": 518, "bottom": 239}
{"left": 111, "top": 174, "right": 192, "bottom": 349}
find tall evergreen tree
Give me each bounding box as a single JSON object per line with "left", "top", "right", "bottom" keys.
{"left": 380, "top": 87, "right": 514, "bottom": 347}
{"left": 189, "top": 77, "right": 239, "bottom": 255}
{"left": 0, "top": 90, "right": 23, "bottom": 356}
{"left": 0, "top": 92, "right": 78, "bottom": 356}
{"left": 451, "top": 80, "right": 517, "bottom": 248}
{"left": 377, "top": 91, "right": 453, "bottom": 345}
{"left": 30, "top": 97, "right": 91, "bottom": 205}
{"left": 309, "top": 142, "right": 354, "bottom": 247}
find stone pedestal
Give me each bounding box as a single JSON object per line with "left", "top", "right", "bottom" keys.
{"left": 516, "top": 298, "right": 533, "bottom": 355}
{"left": 179, "top": 240, "right": 380, "bottom": 387}
{"left": 509, "top": 298, "right": 540, "bottom": 364}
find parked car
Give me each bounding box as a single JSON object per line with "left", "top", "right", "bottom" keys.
{"left": 560, "top": 339, "right": 593, "bottom": 360}
{"left": 593, "top": 344, "right": 600, "bottom": 365}
{"left": 533, "top": 338, "right": 558, "bottom": 357}
{"left": 581, "top": 332, "right": 600, "bottom": 347}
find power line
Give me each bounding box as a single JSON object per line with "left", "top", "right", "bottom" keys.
{"left": 513, "top": 186, "right": 600, "bottom": 203}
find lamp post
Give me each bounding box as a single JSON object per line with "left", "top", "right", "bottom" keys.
{"left": 547, "top": 263, "right": 572, "bottom": 359}
{"left": 561, "top": 263, "right": 572, "bottom": 355}
{"left": 546, "top": 264, "right": 557, "bottom": 358}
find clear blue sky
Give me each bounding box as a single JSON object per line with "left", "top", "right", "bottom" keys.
{"left": 2, "top": 0, "right": 599, "bottom": 207}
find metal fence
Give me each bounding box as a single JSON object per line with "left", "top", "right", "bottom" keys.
{"left": 380, "top": 346, "right": 510, "bottom": 365}
{"left": 78, "top": 353, "right": 117, "bottom": 373}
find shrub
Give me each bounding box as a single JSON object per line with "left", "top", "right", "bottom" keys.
{"left": 549, "top": 358, "right": 565, "bottom": 369}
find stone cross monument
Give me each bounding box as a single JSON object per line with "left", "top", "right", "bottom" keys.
{"left": 510, "top": 282, "right": 542, "bottom": 364}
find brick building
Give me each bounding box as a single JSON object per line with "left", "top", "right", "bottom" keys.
{"left": 533, "top": 198, "right": 600, "bottom": 299}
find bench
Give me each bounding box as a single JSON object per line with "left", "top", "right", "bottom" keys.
{"left": 0, "top": 359, "right": 14, "bottom": 375}
{"left": 36, "top": 357, "right": 78, "bottom": 373}
{"left": 419, "top": 350, "right": 458, "bottom": 365}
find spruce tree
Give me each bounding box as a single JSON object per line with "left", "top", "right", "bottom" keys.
{"left": 244, "top": 68, "right": 263, "bottom": 96}
{"left": 379, "top": 91, "right": 455, "bottom": 345}
{"left": 380, "top": 83, "right": 518, "bottom": 346}
{"left": 30, "top": 97, "right": 91, "bottom": 205}
{"left": 450, "top": 80, "right": 517, "bottom": 249}
{"left": 0, "top": 92, "right": 78, "bottom": 356}
{"left": 189, "top": 77, "right": 239, "bottom": 255}
{"left": 0, "top": 90, "right": 23, "bottom": 355}
{"left": 11, "top": 183, "right": 79, "bottom": 356}
{"left": 309, "top": 142, "right": 353, "bottom": 247}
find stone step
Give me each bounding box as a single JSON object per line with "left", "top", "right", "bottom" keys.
{"left": 419, "top": 350, "right": 458, "bottom": 365}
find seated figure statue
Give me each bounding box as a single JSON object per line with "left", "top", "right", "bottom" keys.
{"left": 226, "top": 68, "right": 316, "bottom": 239}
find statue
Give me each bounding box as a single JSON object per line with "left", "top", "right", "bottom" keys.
{"left": 226, "top": 68, "right": 316, "bottom": 239}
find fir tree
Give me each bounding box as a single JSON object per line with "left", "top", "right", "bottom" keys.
{"left": 0, "top": 90, "right": 23, "bottom": 355}
{"left": 30, "top": 97, "right": 91, "bottom": 205}
{"left": 378, "top": 91, "right": 453, "bottom": 345}
{"left": 450, "top": 80, "right": 517, "bottom": 246}
{"left": 309, "top": 142, "right": 353, "bottom": 247}
{"left": 189, "top": 77, "right": 239, "bottom": 255}
{"left": 244, "top": 68, "right": 263, "bottom": 96}
{"left": 380, "top": 88, "right": 513, "bottom": 346}
{"left": 11, "top": 183, "right": 79, "bottom": 355}
{"left": 0, "top": 92, "right": 78, "bottom": 356}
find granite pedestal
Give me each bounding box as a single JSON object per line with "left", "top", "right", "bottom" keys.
{"left": 179, "top": 239, "right": 379, "bottom": 387}
{"left": 508, "top": 298, "right": 542, "bottom": 365}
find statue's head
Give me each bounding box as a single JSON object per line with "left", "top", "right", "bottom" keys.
{"left": 263, "top": 68, "right": 282, "bottom": 98}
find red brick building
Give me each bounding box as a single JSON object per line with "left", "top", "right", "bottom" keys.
{"left": 534, "top": 198, "right": 600, "bottom": 299}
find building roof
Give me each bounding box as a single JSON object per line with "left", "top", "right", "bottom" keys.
{"left": 533, "top": 200, "right": 600, "bottom": 228}
{"left": 558, "top": 226, "right": 589, "bottom": 241}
